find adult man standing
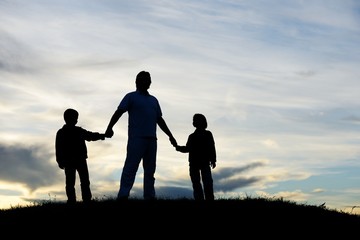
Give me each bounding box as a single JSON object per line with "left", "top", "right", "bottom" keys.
{"left": 105, "top": 70, "right": 177, "bottom": 200}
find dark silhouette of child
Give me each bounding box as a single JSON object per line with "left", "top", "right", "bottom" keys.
{"left": 55, "top": 108, "right": 105, "bottom": 204}
{"left": 176, "top": 113, "right": 217, "bottom": 201}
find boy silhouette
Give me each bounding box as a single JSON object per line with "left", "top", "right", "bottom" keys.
{"left": 176, "top": 113, "right": 217, "bottom": 201}
{"left": 55, "top": 108, "right": 105, "bottom": 203}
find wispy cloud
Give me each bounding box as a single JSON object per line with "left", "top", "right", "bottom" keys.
{"left": 0, "top": 144, "right": 59, "bottom": 191}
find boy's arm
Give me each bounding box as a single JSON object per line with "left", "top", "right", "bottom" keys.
{"left": 175, "top": 145, "right": 188, "bottom": 153}
{"left": 55, "top": 131, "right": 65, "bottom": 169}
{"left": 85, "top": 131, "right": 105, "bottom": 141}
{"left": 209, "top": 131, "right": 216, "bottom": 168}
{"left": 98, "top": 133, "right": 106, "bottom": 140}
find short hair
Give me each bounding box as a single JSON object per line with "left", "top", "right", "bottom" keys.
{"left": 193, "top": 113, "right": 207, "bottom": 129}
{"left": 63, "top": 108, "right": 78, "bottom": 124}
{"left": 135, "top": 71, "right": 151, "bottom": 90}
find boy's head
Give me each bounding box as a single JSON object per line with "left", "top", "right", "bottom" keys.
{"left": 63, "top": 108, "right": 78, "bottom": 126}
{"left": 193, "top": 113, "right": 207, "bottom": 129}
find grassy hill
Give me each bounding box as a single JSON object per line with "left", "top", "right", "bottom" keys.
{"left": 1, "top": 196, "right": 359, "bottom": 237}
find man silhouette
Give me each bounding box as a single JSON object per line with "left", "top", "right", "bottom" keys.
{"left": 105, "top": 70, "right": 177, "bottom": 200}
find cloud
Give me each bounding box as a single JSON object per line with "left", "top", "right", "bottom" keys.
{"left": 0, "top": 30, "right": 40, "bottom": 73}
{"left": 0, "top": 143, "right": 61, "bottom": 192}
{"left": 214, "top": 162, "right": 266, "bottom": 192}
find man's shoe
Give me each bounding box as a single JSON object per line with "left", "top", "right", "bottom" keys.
{"left": 116, "top": 196, "right": 128, "bottom": 201}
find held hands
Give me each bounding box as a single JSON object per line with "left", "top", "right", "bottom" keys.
{"left": 105, "top": 128, "right": 114, "bottom": 138}
{"left": 210, "top": 161, "right": 216, "bottom": 169}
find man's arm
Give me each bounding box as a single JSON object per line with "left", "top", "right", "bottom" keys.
{"left": 105, "top": 108, "right": 125, "bottom": 138}
{"left": 157, "top": 116, "right": 177, "bottom": 147}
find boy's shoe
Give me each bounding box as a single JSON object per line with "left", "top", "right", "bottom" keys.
{"left": 67, "top": 199, "right": 76, "bottom": 204}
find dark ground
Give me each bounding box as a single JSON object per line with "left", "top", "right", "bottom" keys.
{"left": 1, "top": 197, "right": 359, "bottom": 237}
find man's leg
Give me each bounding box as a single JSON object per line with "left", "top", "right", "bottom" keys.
{"left": 117, "top": 138, "right": 144, "bottom": 199}
{"left": 143, "top": 139, "right": 157, "bottom": 200}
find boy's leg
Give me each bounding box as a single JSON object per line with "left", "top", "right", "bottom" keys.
{"left": 201, "top": 166, "right": 214, "bottom": 201}
{"left": 64, "top": 167, "right": 77, "bottom": 203}
{"left": 78, "top": 160, "right": 92, "bottom": 202}
{"left": 190, "top": 166, "right": 204, "bottom": 200}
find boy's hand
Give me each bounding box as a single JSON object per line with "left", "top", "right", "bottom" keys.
{"left": 100, "top": 134, "right": 106, "bottom": 140}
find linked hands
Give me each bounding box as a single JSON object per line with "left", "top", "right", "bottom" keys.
{"left": 105, "top": 128, "right": 114, "bottom": 138}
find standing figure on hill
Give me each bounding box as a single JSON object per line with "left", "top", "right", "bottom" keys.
{"left": 104, "top": 70, "right": 177, "bottom": 200}
{"left": 55, "top": 108, "right": 106, "bottom": 204}
{"left": 176, "top": 113, "right": 217, "bottom": 201}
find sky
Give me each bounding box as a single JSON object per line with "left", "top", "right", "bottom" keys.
{"left": 1, "top": 0, "right": 360, "bottom": 214}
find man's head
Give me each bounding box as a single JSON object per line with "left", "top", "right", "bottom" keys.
{"left": 135, "top": 71, "right": 151, "bottom": 92}
{"left": 193, "top": 113, "right": 207, "bottom": 129}
{"left": 63, "top": 108, "right": 78, "bottom": 126}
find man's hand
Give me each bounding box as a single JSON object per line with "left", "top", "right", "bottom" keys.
{"left": 105, "top": 129, "right": 114, "bottom": 138}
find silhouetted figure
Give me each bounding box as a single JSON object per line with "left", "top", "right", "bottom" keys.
{"left": 176, "top": 113, "right": 216, "bottom": 201}
{"left": 55, "top": 108, "right": 105, "bottom": 204}
{"left": 105, "top": 70, "right": 177, "bottom": 200}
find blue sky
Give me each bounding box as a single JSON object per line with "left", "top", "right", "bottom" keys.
{"left": 1, "top": 0, "right": 360, "bottom": 214}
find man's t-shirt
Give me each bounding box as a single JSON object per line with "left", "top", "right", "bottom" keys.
{"left": 118, "top": 90, "right": 162, "bottom": 138}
